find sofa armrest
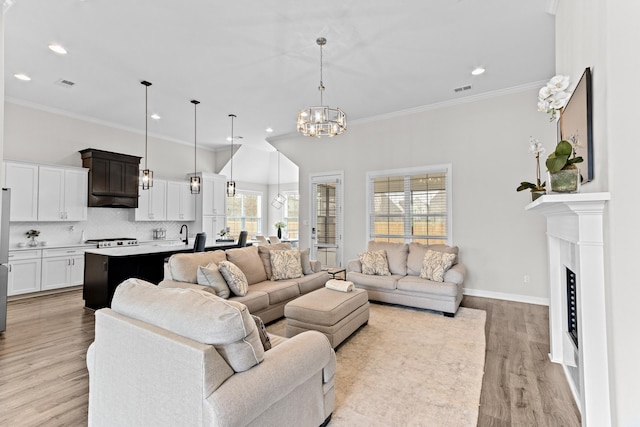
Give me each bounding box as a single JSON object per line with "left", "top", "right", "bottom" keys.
{"left": 206, "top": 330, "right": 335, "bottom": 425}
{"left": 443, "top": 262, "right": 467, "bottom": 285}
{"left": 347, "top": 259, "right": 362, "bottom": 273}
{"left": 310, "top": 259, "right": 322, "bottom": 273}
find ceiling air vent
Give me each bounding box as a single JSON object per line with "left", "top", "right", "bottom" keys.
{"left": 55, "top": 78, "right": 76, "bottom": 88}
{"left": 453, "top": 84, "right": 472, "bottom": 93}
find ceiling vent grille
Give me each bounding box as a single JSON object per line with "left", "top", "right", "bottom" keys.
{"left": 55, "top": 78, "right": 76, "bottom": 88}
{"left": 453, "top": 84, "right": 472, "bottom": 93}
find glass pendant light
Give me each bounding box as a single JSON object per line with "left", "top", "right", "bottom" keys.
{"left": 140, "top": 80, "right": 153, "bottom": 189}
{"left": 226, "top": 114, "right": 236, "bottom": 197}
{"left": 190, "top": 100, "right": 201, "bottom": 194}
{"left": 271, "top": 151, "right": 286, "bottom": 208}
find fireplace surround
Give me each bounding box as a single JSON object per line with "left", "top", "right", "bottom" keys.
{"left": 527, "top": 192, "right": 611, "bottom": 426}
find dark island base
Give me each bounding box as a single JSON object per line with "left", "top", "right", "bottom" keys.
{"left": 83, "top": 244, "right": 241, "bottom": 310}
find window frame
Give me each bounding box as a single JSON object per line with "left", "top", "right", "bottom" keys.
{"left": 365, "top": 164, "right": 453, "bottom": 245}
{"left": 282, "top": 190, "right": 299, "bottom": 240}
{"left": 225, "top": 189, "right": 263, "bottom": 237}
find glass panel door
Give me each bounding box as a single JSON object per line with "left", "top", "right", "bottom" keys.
{"left": 311, "top": 174, "right": 342, "bottom": 267}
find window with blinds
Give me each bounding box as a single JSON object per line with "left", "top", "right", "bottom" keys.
{"left": 367, "top": 166, "right": 451, "bottom": 245}
{"left": 226, "top": 191, "right": 262, "bottom": 236}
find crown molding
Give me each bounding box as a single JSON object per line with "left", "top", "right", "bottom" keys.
{"left": 268, "top": 80, "right": 546, "bottom": 143}
{"left": 6, "top": 97, "right": 217, "bottom": 151}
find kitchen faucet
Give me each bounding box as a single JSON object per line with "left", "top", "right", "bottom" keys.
{"left": 180, "top": 224, "right": 189, "bottom": 245}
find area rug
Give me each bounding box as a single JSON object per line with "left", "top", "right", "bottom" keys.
{"left": 268, "top": 303, "right": 486, "bottom": 427}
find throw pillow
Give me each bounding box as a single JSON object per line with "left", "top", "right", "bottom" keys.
{"left": 269, "top": 250, "right": 303, "bottom": 280}
{"left": 407, "top": 243, "right": 459, "bottom": 276}
{"left": 299, "top": 248, "right": 314, "bottom": 275}
{"left": 196, "top": 263, "right": 231, "bottom": 299}
{"left": 257, "top": 243, "right": 293, "bottom": 279}
{"left": 218, "top": 261, "right": 249, "bottom": 296}
{"left": 359, "top": 250, "right": 391, "bottom": 276}
{"left": 225, "top": 246, "right": 268, "bottom": 285}
{"left": 420, "top": 250, "right": 457, "bottom": 282}
{"left": 251, "top": 315, "right": 272, "bottom": 351}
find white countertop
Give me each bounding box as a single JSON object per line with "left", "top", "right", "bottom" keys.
{"left": 84, "top": 241, "right": 239, "bottom": 257}
{"left": 10, "top": 243, "right": 98, "bottom": 252}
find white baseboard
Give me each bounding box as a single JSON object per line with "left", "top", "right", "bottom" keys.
{"left": 463, "top": 288, "right": 549, "bottom": 306}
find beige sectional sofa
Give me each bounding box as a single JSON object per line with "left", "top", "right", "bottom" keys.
{"left": 87, "top": 278, "right": 336, "bottom": 427}
{"left": 159, "top": 244, "right": 330, "bottom": 323}
{"left": 346, "top": 241, "right": 467, "bottom": 316}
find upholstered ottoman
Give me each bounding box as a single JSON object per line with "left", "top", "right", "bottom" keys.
{"left": 285, "top": 287, "right": 370, "bottom": 348}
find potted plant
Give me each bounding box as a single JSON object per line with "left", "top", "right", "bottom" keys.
{"left": 516, "top": 137, "right": 547, "bottom": 201}
{"left": 274, "top": 221, "right": 286, "bottom": 239}
{"left": 545, "top": 138, "right": 583, "bottom": 193}
{"left": 26, "top": 229, "right": 40, "bottom": 247}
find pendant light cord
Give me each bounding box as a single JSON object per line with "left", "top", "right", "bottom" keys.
{"left": 145, "top": 84, "right": 148, "bottom": 169}
{"left": 229, "top": 114, "right": 235, "bottom": 182}
{"left": 319, "top": 41, "right": 324, "bottom": 107}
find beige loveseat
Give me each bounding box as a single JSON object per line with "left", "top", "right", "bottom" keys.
{"left": 159, "top": 244, "right": 330, "bottom": 323}
{"left": 347, "top": 241, "right": 466, "bottom": 317}
{"left": 87, "top": 279, "right": 336, "bottom": 427}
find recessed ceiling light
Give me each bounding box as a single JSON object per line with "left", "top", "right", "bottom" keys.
{"left": 265, "top": 127, "right": 274, "bottom": 133}
{"left": 48, "top": 43, "right": 68, "bottom": 55}
{"left": 150, "top": 113, "right": 161, "bottom": 120}
{"left": 14, "top": 73, "right": 31, "bottom": 81}
{"left": 471, "top": 67, "right": 486, "bottom": 76}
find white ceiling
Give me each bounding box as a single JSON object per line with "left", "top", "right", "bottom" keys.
{"left": 5, "top": 0, "right": 556, "bottom": 152}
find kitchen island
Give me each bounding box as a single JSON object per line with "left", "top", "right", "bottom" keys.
{"left": 83, "top": 241, "right": 242, "bottom": 310}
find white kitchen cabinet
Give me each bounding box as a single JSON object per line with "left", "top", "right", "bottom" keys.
{"left": 4, "top": 161, "right": 39, "bottom": 221}
{"left": 37, "top": 165, "right": 88, "bottom": 221}
{"left": 166, "top": 180, "right": 196, "bottom": 221}
{"left": 201, "top": 215, "right": 225, "bottom": 245}
{"left": 135, "top": 179, "right": 167, "bottom": 221}
{"left": 7, "top": 250, "right": 42, "bottom": 296}
{"left": 41, "top": 248, "right": 85, "bottom": 290}
{"left": 201, "top": 173, "right": 227, "bottom": 216}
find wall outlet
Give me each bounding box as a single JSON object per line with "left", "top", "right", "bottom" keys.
{"left": 523, "top": 275, "right": 531, "bottom": 284}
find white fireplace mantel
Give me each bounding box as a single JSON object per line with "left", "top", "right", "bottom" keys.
{"left": 526, "top": 192, "right": 611, "bottom": 427}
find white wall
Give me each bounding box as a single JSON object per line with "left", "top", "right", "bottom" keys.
{"left": 2, "top": 102, "right": 219, "bottom": 245}
{"left": 557, "top": 0, "right": 640, "bottom": 425}
{"left": 4, "top": 102, "right": 217, "bottom": 178}
{"left": 273, "top": 87, "right": 555, "bottom": 303}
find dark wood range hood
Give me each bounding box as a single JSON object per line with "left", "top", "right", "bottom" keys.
{"left": 79, "top": 149, "right": 141, "bottom": 208}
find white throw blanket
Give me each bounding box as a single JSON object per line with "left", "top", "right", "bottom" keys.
{"left": 325, "top": 279, "right": 354, "bottom": 292}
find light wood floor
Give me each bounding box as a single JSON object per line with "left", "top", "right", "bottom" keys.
{"left": 0, "top": 290, "right": 580, "bottom": 426}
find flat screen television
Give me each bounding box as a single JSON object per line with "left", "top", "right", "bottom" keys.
{"left": 558, "top": 67, "right": 594, "bottom": 183}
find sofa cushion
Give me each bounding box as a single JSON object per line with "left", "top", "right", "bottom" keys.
{"left": 420, "top": 250, "right": 456, "bottom": 282}
{"left": 367, "top": 241, "right": 409, "bottom": 275}
{"left": 257, "top": 243, "right": 293, "bottom": 279}
{"left": 396, "top": 275, "right": 460, "bottom": 297}
{"left": 218, "top": 261, "right": 249, "bottom": 296}
{"left": 111, "top": 278, "right": 264, "bottom": 372}
{"left": 346, "top": 271, "right": 399, "bottom": 291}
{"left": 229, "top": 290, "right": 270, "bottom": 313}
{"left": 249, "top": 280, "right": 300, "bottom": 305}
{"left": 297, "top": 271, "right": 331, "bottom": 294}
{"left": 358, "top": 250, "right": 391, "bottom": 276}
{"left": 407, "top": 243, "right": 459, "bottom": 276}
{"left": 225, "top": 246, "right": 268, "bottom": 285}
{"left": 270, "top": 250, "right": 303, "bottom": 280}
{"left": 299, "top": 248, "right": 314, "bottom": 275}
{"left": 196, "top": 263, "right": 231, "bottom": 299}
{"left": 167, "top": 250, "right": 227, "bottom": 283}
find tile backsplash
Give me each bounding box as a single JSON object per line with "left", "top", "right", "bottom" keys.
{"left": 9, "top": 208, "right": 195, "bottom": 248}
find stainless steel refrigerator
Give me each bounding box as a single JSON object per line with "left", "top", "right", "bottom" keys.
{"left": 0, "top": 188, "right": 10, "bottom": 332}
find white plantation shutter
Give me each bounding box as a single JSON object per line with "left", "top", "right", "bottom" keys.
{"left": 367, "top": 165, "right": 451, "bottom": 245}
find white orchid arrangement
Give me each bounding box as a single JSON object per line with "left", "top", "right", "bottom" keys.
{"left": 537, "top": 75, "right": 571, "bottom": 121}
{"left": 516, "top": 137, "right": 547, "bottom": 193}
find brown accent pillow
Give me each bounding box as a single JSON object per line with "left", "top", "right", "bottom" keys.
{"left": 252, "top": 315, "right": 271, "bottom": 351}
{"left": 225, "top": 246, "right": 267, "bottom": 285}
{"left": 257, "top": 243, "right": 293, "bottom": 279}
